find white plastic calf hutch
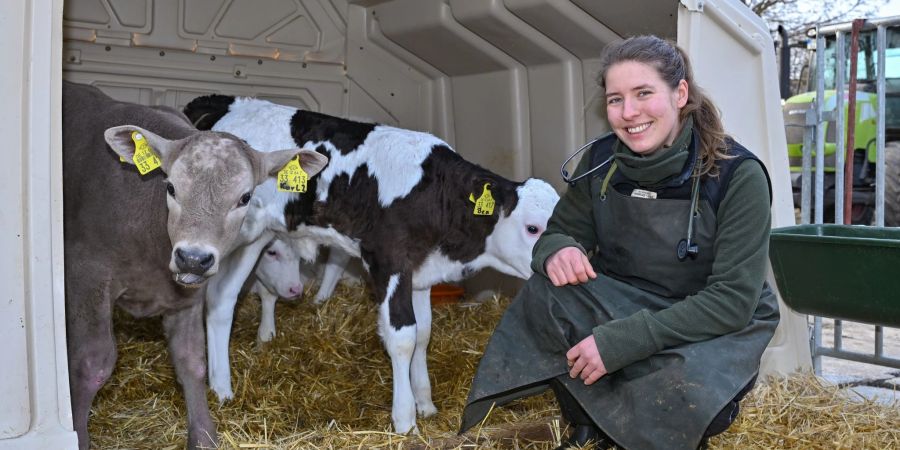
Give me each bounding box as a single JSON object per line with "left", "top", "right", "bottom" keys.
{"left": 0, "top": 0, "right": 811, "bottom": 447}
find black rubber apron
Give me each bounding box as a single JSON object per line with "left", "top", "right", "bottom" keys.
{"left": 460, "top": 163, "right": 779, "bottom": 450}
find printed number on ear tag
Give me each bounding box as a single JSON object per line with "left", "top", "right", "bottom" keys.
{"left": 277, "top": 155, "right": 308, "bottom": 193}
{"left": 469, "top": 183, "right": 495, "bottom": 216}
{"left": 131, "top": 131, "right": 161, "bottom": 175}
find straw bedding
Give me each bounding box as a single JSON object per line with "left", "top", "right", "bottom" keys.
{"left": 89, "top": 283, "right": 900, "bottom": 449}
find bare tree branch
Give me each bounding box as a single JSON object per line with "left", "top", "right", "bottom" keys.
{"left": 742, "top": 0, "right": 889, "bottom": 95}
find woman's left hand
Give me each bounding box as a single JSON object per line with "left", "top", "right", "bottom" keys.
{"left": 566, "top": 335, "right": 608, "bottom": 385}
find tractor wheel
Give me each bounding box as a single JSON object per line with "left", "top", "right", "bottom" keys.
{"left": 884, "top": 141, "right": 900, "bottom": 226}
{"left": 826, "top": 202, "right": 874, "bottom": 225}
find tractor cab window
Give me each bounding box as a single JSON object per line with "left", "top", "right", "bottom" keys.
{"left": 813, "top": 28, "right": 900, "bottom": 132}
{"left": 818, "top": 29, "right": 900, "bottom": 89}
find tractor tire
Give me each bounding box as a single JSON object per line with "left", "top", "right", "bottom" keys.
{"left": 884, "top": 141, "right": 900, "bottom": 226}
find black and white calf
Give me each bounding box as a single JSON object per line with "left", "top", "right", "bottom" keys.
{"left": 184, "top": 95, "right": 560, "bottom": 433}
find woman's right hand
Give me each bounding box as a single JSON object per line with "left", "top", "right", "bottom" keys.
{"left": 545, "top": 247, "right": 597, "bottom": 286}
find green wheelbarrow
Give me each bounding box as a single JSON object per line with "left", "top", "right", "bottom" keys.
{"left": 769, "top": 224, "right": 900, "bottom": 328}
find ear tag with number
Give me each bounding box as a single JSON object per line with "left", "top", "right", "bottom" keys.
{"left": 131, "top": 131, "right": 161, "bottom": 175}
{"left": 277, "top": 155, "right": 309, "bottom": 193}
{"left": 468, "top": 183, "right": 495, "bottom": 216}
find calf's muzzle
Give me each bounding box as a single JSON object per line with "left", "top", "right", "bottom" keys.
{"left": 173, "top": 247, "right": 216, "bottom": 286}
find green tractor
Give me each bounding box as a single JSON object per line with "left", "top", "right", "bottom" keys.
{"left": 782, "top": 18, "right": 900, "bottom": 225}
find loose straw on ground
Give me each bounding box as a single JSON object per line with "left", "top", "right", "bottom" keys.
{"left": 90, "top": 284, "right": 900, "bottom": 449}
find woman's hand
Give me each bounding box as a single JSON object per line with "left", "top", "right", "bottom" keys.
{"left": 545, "top": 247, "right": 597, "bottom": 286}
{"left": 566, "top": 335, "right": 607, "bottom": 385}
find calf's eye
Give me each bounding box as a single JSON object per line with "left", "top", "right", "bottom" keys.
{"left": 239, "top": 192, "right": 252, "bottom": 206}
{"left": 266, "top": 250, "right": 278, "bottom": 257}
{"left": 527, "top": 225, "right": 539, "bottom": 235}
{"left": 166, "top": 182, "right": 176, "bottom": 198}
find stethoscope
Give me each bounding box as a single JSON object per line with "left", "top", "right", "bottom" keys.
{"left": 560, "top": 136, "right": 701, "bottom": 262}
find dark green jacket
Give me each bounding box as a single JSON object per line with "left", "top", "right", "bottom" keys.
{"left": 531, "top": 142, "right": 772, "bottom": 374}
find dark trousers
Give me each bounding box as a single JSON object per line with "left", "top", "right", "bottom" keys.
{"left": 551, "top": 374, "right": 758, "bottom": 439}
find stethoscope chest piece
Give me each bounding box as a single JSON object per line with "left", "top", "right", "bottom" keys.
{"left": 676, "top": 238, "right": 699, "bottom": 261}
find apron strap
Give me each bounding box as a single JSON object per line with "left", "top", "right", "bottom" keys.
{"left": 600, "top": 161, "right": 618, "bottom": 200}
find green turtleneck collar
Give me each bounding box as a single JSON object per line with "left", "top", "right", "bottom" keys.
{"left": 613, "top": 117, "right": 694, "bottom": 189}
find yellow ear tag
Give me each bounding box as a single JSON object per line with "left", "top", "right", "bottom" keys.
{"left": 277, "top": 155, "right": 309, "bottom": 193}
{"left": 469, "top": 183, "right": 495, "bottom": 216}
{"left": 131, "top": 131, "right": 161, "bottom": 175}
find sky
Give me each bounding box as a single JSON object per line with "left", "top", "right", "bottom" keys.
{"left": 885, "top": 0, "right": 900, "bottom": 17}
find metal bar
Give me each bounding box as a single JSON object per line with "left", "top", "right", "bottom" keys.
{"left": 815, "top": 33, "right": 826, "bottom": 224}
{"left": 876, "top": 25, "right": 886, "bottom": 226}
{"left": 876, "top": 326, "right": 885, "bottom": 357}
{"left": 801, "top": 110, "right": 813, "bottom": 224}
{"left": 810, "top": 28, "right": 824, "bottom": 372}
{"left": 815, "top": 15, "right": 900, "bottom": 35}
{"left": 816, "top": 347, "right": 900, "bottom": 369}
{"left": 835, "top": 32, "right": 846, "bottom": 224}
{"left": 801, "top": 34, "right": 816, "bottom": 226}
{"left": 814, "top": 316, "right": 823, "bottom": 374}
{"left": 844, "top": 19, "right": 864, "bottom": 224}
{"left": 834, "top": 319, "right": 843, "bottom": 350}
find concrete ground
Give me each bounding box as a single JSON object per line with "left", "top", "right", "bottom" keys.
{"left": 816, "top": 318, "right": 900, "bottom": 405}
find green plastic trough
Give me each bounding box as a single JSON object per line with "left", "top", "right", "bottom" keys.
{"left": 769, "top": 224, "right": 900, "bottom": 328}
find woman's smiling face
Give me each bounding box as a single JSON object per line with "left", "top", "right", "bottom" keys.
{"left": 604, "top": 60, "right": 688, "bottom": 155}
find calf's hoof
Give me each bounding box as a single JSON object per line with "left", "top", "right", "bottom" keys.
{"left": 212, "top": 386, "right": 235, "bottom": 405}
{"left": 187, "top": 431, "right": 218, "bottom": 450}
{"left": 417, "top": 401, "right": 438, "bottom": 418}
{"left": 257, "top": 330, "right": 275, "bottom": 343}
{"left": 392, "top": 418, "right": 419, "bottom": 436}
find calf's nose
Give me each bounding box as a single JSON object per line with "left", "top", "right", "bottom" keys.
{"left": 288, "top": 285, "right": 302, "bottom": 296}
{"left": 174, "top": 247, "right": 215, "bottom": 275}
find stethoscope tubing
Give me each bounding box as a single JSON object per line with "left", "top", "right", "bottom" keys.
{"left": 560, "top": 136, "right": 613, "bottom": 186}
{"left": 560, "top": 136, "right": 701, "bottom": 262}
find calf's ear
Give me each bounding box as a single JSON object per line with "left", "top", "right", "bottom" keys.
{"left": 104, "top": 125, "right": 177, "bottom": 172}
{"left": 261, "top": 148, "right": 329, "bottom": 179}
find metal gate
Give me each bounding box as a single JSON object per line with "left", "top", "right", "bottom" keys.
{"left": 797, "top": 18, "right": 900, "bottom": 374}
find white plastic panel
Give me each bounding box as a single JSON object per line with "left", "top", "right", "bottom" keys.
{"left": 0, "top": 0, "right": 31, "bottom": 438}
{"left": 64, "top": 0, "right": 151, "bottom": 33}
{"left": 0, "top": 0, "right": 78, "bottom": 448}
{"left": 346, "top": 4, "right": 451, "bottom": 133}
{"left": 573, "top": 0, "right": 679, "bottom": 39}
{"left": 180, "top": 0, "right": 322, "bottom": 60}
{"left": 63, "top": 0, "right": 347, "bottom": 63}
{"left": 678, "top": 0, "right": 812, "bottom": 375}
{"left": 63, "top": 39, "right": 347, "bottom": 113}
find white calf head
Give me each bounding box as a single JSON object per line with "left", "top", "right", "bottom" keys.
{"left": 484, "top": 178, "right": 560, "bottom": 279}
{"left": 255, "top": 239, "right": 304, "bottom": 299}
{"left": 104, "top": 125, "right": 328, "bottom": 287}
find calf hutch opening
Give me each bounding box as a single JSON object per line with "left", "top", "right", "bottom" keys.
{"left": 2, "top": 0, "right": 810, "bottom": 449}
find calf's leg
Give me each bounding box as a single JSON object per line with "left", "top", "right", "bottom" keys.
{"left": 314, "top": 246, "right": 351, "bottom": 304}
{"left": 255, "top": 281, "right": 278, "bottom": 343}
{"left": 206, "top": 233, "right": 272, "bottom": 401}
{"left": 373, "top": 270, "right": 419, "bottom": 434}
{"left": 410, "top": 287, "right": 437, "bottom": 417}
{"left": 66, "top": 284, "right": 117, "bottom": 450}
{"left": 163, "top": 301, "right": 217, "bottom": 450}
